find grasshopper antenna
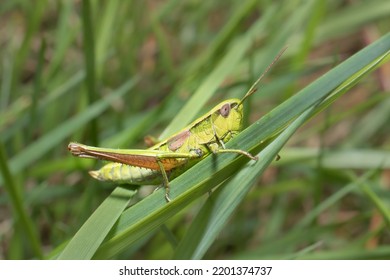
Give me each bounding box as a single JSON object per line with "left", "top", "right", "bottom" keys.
{"left": 238, "top": 47, "right": 288, "bottom": 107}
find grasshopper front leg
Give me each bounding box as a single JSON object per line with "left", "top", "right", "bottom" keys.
{"left": 208, "top": 142, "right": 258, "bottom": 161}
{"left": 209, "top": 118, "right": 258, "bottom": 160}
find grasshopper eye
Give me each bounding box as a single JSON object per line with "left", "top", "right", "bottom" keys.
{"left": 220, "top": 103, "right": 231, "bottom": 118}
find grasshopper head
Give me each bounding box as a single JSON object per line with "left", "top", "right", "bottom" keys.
{"left": 208, "top": 48, "right": 287, "bottom": 144}
{"left": 211, "top": 98, "right": 244, "bottom": 142}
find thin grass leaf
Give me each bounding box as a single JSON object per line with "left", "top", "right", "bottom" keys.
{"left": 346, "top": 96, "right": 390, "bottom": 147}
{"left": 295, "top": 246, "right": 390, "bottom": 260}
{"left": 12, "top": 0, "right": 47, "bottom": 93}
{"left": 81, "top": 0, "right": 98, "bottom": 145}
{"left": 294, "top": 170, "right": 377, "bottom": 229}
{"left": 291, "top": 241, "right": 324, "bottom": 259}
{"left": 1, "top": 51, "right": 13, "bottom": 109}
{"left": 280, "top": 148, "right": 390, "bottom": 169}
{"left": 28, "top": 38, "right": 45, "bottom": 142}
{"left": 152, "top": 20, "right": 175, "bottom": 79}
{"left": 262, "top": 195, "right": 290, "bottom": 240}
{"left": 1, "top": 70, "right": 85, "bottom": 141}
{"left": 0, "top": 143, "right": 43, "bottom": 259}
{"left": 95, "top": 0, "right": 120, "bottom": 66}
{"left": 320, "top": 150, "right": 390, "bottom": 168}
{"left": 234, "top": 226, "right": 333, "bottom": 259}
{"left": 318, "top": 0, "right": 390, "bottom": 40}
{"left": 46, "top": 1, "right": 76, "bottom": 79}
{"left": 358, "top": 177, "right": 390, "bottom": 227}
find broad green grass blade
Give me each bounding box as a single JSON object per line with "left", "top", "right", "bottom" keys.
{"left": 174, "top": 44, "right": 389, "bottom": 257}
{"left": 174, "top": 103, "right": 317, "bottom": 259}
{"left": 90, "top": 33, "right": 390, "bottom": 259}
{"left": 57, "top": 186, "right": 136, "bottom": 260}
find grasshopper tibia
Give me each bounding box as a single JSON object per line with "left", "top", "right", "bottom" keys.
{"left": 208, "top": 143, "right": 258, "bottom": 161}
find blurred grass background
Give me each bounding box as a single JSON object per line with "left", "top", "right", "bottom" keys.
{"left": 0, "top": 0, "right": 390, "bottom": 260}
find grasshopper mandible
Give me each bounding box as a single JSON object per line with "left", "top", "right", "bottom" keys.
{"left": 68, "top": 49, "right": 285, "bottom": 202}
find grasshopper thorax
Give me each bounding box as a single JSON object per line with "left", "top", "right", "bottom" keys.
{"left": 211, "top": 98, "right": 244, "bottom": 142}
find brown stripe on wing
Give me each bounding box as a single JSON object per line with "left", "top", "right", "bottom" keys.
{"left": 167, "top": 130, "right": 191, "bottom": 151}
{"left": 68, "top": 143, "right": 184, "bottom": 171}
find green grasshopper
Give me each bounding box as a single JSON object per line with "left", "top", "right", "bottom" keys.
{"left": 68, "top": 50, "right": 285, "bottom": 202}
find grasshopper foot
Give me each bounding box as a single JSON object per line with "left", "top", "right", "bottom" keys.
{"left": 242, "top": 151, "right": 258, "bottom": 161}
{"left": 154, "top": 185, "right": 171, "bottom": 202}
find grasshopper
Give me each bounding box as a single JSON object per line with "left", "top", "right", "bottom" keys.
{"left": 68, "top": 49, "right": 285, "bottom": 202}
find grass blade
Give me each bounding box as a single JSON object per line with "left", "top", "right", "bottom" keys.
{"left": 0, "top": 143, "right": 43, "bottom": 259}
{"left": 174, "top": 104, "right": 317, "bottom": 259}
{"left": 81, "top": 0, "right": 99, "bottom": 145}
{"left": 57, "top": 186, "right": 136, "bottom": 259}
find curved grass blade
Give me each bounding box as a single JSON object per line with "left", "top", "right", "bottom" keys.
{"left": 57, "top": 186, "right": 136, "bottom": 260}
{"left": 90, "top": 33, "right": 390, "bottom": 259}
{"left": 174, "top": 41, "right": 389, "bottom": 260}
{"left": 174, "top": 104, "right": 317, "bottom": 259}
{"left": 358, "top": 175, "right": 390, "bottom": 227}
{"left": 294, "top": 170, "right": 377, "bottom": 229}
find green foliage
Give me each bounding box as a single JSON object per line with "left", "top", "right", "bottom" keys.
{"left": 0, "top": 0, "right": 389, "bottom": 260}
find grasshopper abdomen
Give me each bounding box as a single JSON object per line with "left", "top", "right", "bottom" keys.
{"left": 89, "top": 162, "right": 162, "bottom": 185}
